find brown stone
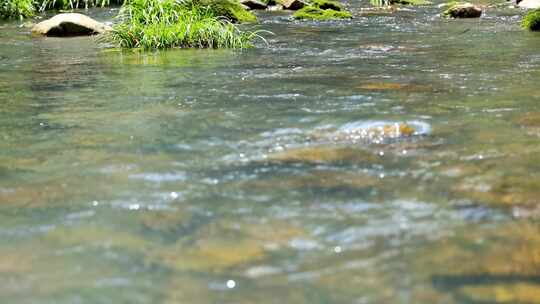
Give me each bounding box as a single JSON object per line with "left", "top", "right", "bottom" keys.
{"left": 444, "top": 3, "right": 482, "bottom": 18}
{"left": 279, "top": 0, "right": 307, "bottom": 10}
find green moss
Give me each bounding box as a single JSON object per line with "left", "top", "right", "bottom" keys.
{"left": 310, "top": 0, "right": 344, "bottom": 10}
{"left": 522, "top": 9, "right": 540, "bottom": 31}
{"left": 200, "top": 0, "right": 257, "bottom": 23}
{"left": 293, "top": 0, "right": 352, "bottom": 20}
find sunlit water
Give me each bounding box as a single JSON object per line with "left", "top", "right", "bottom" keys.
{"left": 1, "top": 1, "right": 540, "bottom": 303}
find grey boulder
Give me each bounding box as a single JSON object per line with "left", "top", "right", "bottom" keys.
{"left": 518, "top": 0, "right": 540, "bottom": 9}
{"left": 31, "top": 13, "right": 112, "bottom": 37}
{"left": 240, "top": 0, "right": 268, "bottom": 9}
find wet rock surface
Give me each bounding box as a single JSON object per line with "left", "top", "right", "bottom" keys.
{"left": 278, "top": 0, "right": 308, "bottom": 10}
{"left": 442, "top": 3, "right": 482, "bottom": 18}
{"left": 240, "top": 0, "right": 269, "bottom": 9}
{"left": 31, "top": 13, "right": 112, "bottom": 37}
{"left": 518, "top": 0, "right": 540, "bottom": 9}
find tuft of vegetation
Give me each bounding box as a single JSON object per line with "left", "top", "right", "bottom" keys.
{"left": 1, "top": 0, "right": 35, "bottom": 19}
{"left": 293, "top": 0, "right": 352, "bottom": 20}
{"left": 36, "top": 0, "right": 123, "bottom": 11}
{"left": 1, "top": 0, "right": 124, "bottom": 20}
{"left": 106, "top": 0, "right": 259, "bottom": 49}
{"left": 522, "top": 9, "right": 540, "bottom": 31}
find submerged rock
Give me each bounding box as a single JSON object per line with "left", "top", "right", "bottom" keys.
{"left": 418, "top": 222, "right": 540, "bottom": 303}
{"left": 358, "top": 82, "right": 432, "bottom": 92}
{"left": 514, "top": 112, "right": 540, "bottom": 126}
{"left": 31, "top": 13, "right": 112, "bottom": 37}
{"left": 518, "top": 0, "right": 540, "bottom": 9}
{"left": 317, "top": 121, "right": 430, "bottom": 144}
{"left": 268, "top": 146, "right": 380, "bottom": 164}
{"left": 442, "top": 3, "right": 482, "bottom": 18}
{"left": 293, "top": 0, "right": 352, "bottom": 20}
{"left": 240, "top": 0, "right": 268, "bottom": 9}
{"left": 155, "top": 219, "right": 307, "bottom": 272}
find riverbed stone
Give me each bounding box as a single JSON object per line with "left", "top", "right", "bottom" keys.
{"left": 31, "top": 13, "right": 112, "bottom": 37}
{"left": 416, "top": 222, "right": 540, "bottom": 303}
{"left": 442, "top": 3, "right": 482, "bottom": 18}
{"left": 268, "top": 146, "right": 379, "bottom": 164}
{"left": 514, "top": 112, "right": 540, "bottom": 126}
{"left": 247, "top": 170, "right": 378, "bottom": 192}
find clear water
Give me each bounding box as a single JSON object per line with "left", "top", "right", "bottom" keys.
{"left": 1, "top": 2, "right": 540, "bottom": 303}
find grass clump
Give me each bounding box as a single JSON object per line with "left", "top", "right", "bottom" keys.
{"left": 293, "top": 0, "right": 352, "bottom": 20}
{"left": 35, "top": 0, "right": 123, "bottom": 11}
{"left": 522, "top": 9, "right": 540, "bottom": 31}
{"left": 106, "top": 0, "right": 259, "bottom": 49}
{"left": 1, "top": 0, "right": 124, "bottom": 20}
{"left": 1, "top": 0, "right": 35, "bottom": 19}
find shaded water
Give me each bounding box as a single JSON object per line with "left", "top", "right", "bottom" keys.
{"left": 1, "top": 1, "right": 540, "bottom": 303}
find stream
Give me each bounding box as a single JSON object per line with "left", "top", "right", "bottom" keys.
{"left": 1, "top": 1, "right": 540, "bottom": 303}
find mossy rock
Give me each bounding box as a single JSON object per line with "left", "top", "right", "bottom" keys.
{"left": 202, "top": 0, "right": 257, "bottom": 23}
{"left": 309, "top": 0, "right": 345, "bottom": 10}
{"left": 442, "top": 2, "right": 482, "bottom": 18}
{"left": 293, "top": 0, "right": 352, "bottom": 20}
{"left": 522, "top": 9, "right": 540, "bottom": 31}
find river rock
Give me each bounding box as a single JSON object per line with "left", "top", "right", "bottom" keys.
{"left": 268, "top": 4, "right": 285, "bottom": 10}
{"left": 518, "top": 0, "right": 540, "bottom": 9}
{"left": 31, "top": 13, "right": 112, "bottom": 37}
{"left": 279, "top": 0, "right": 308, "bottom": 10}
{"left": 442, "top": 3, "right": 482, "bottom": 18}
{"left": 240, "top": 0, "right": 268, "bottom": 9}
{"left": 268, "top": 146, "right": 380, "bottom": 165}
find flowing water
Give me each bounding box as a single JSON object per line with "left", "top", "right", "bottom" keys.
{"left": 1, "top": 1, "right": 540, "bottom": 303}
